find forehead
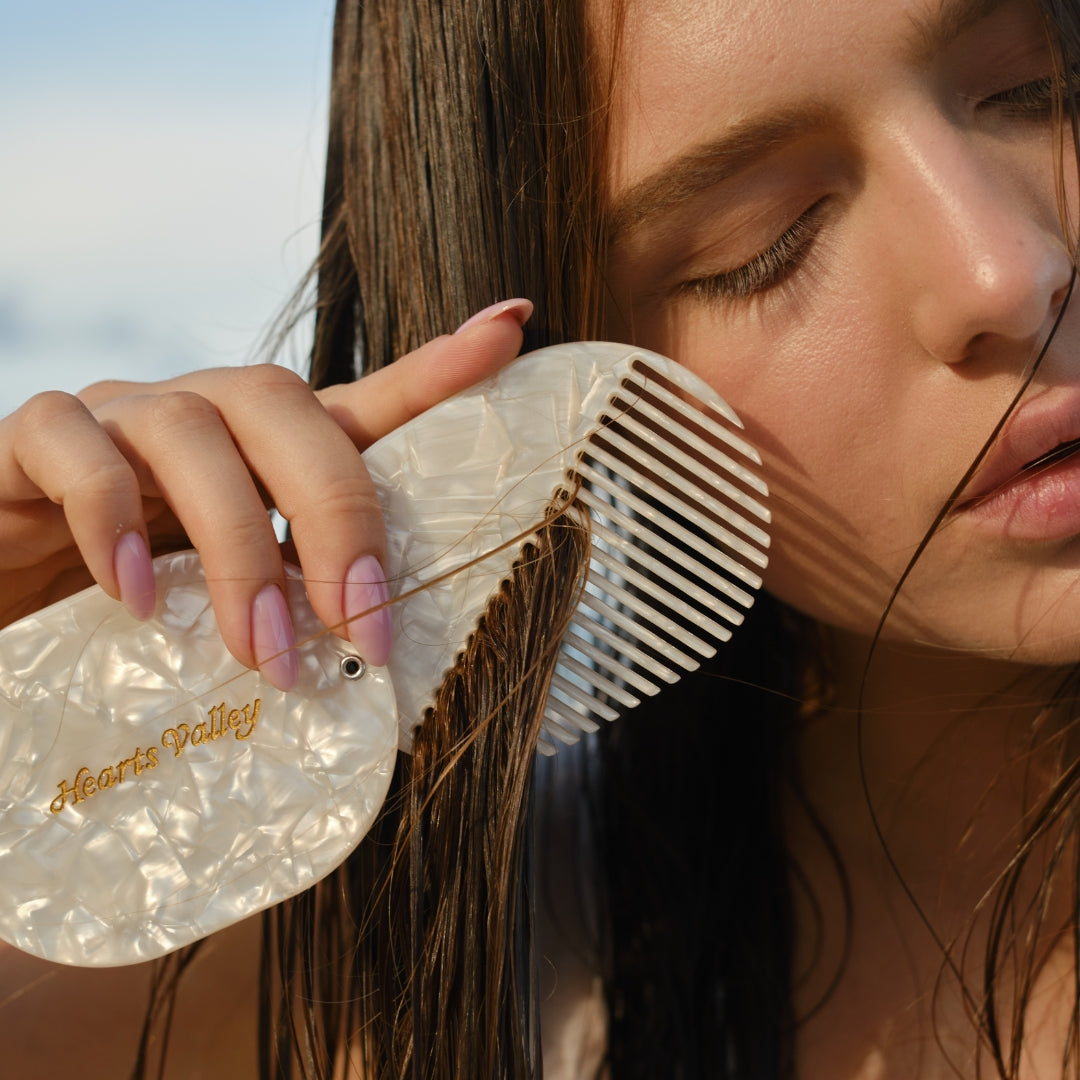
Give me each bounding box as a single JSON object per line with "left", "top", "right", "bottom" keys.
{"left": 602, "top": 0, "right": 861, "bottom": 167}
{"left": 613, "top": 0, "right": 832, "bottom": 102}
{"left": 598, "top": 0, "right": 1016, "bottom": 193}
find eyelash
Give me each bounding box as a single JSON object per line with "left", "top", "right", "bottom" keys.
{"left": 676, "top": 200, "right": 827, "bottom": 304}
{"left": 983, "top": 67, "right": 1077, "bottom": 117}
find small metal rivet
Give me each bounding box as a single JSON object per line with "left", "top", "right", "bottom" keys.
{"left": 340, "top": 655, "right": 366, "bottom": 680}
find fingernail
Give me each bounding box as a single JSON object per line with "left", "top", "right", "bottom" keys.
{"left": 114, "top": 531, "right": 155, "bottom": 620}
{"left": 252, "top": 584, "right": 299, "bottom": 692}
{"left": 345, "top": 555, "right": 393, "bottom": 667}
{"left": 454, "top": 298, "right": 533, "bottom": 334}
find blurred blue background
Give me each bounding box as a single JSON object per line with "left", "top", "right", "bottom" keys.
{"left": 0, "top": 1, "right": 333, "bottom": 417}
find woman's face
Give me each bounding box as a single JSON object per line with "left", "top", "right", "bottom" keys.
{"left": 600, "top": 0, "right": 1080, "bottom": 663}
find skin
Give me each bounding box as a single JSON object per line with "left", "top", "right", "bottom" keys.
{"left": 603, "top": 0, "right": 1080, "bottom": 663}
{"left": 0, "top": 308, "right": 529, "bottom": 1079}
{"left": 0, "top": 309, "right": 529, "bottom": 663}
{"left": 597, "top": 0, "right": 1080, "bottom": 1075}
{"left": 2, "top": 0, "right": 1079, "bottom": 1074}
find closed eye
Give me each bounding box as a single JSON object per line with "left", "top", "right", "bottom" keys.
{"left": 675, "top": 199, "right": 828, "bottom": 304}
{"left": 981, "top": 66, "right": 1079, "bottom": 117}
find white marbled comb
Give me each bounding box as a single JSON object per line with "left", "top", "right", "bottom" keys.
{"left": 0, "top": 341, "right": 768, "bottom": 966}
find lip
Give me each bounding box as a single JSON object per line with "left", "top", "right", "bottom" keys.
{"left": 956, "top": 384, "right": 1080, "bottom": 543}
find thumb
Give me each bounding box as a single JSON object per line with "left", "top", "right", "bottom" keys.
{"left": 317, "top": 298, "right": 534, "bottom": 450}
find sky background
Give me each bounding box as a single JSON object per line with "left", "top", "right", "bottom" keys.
{"left": 0, "top": 1, "right": 334, "bottom": 418}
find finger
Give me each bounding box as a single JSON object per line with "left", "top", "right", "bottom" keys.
{"left": 95, "top": 387, "right": 298, "bottom": 688}
{"left": 170, "top": 365, "right": 392, "bottom": 666}
{"left": 308, "top": 300, "right": 532, "bottom": 663}
{"left": 317, "top": 298, "right": 533, "bottom": 450}
{"left": 100, "top": 366, "right": 391, "bottom": 672}
{"left": 77, "top": 378, "right": 158, "bottom": 412}
{"left": 0, "top": 392, "right": 152, "bottom": 614}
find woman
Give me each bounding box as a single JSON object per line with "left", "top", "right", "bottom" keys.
{"left": 1, "top": 0, "right": 1079, "bottom": 1076}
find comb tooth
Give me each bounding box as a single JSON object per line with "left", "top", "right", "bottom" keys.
{"left": 564, "top": 619, "right": 675, "bottom": 690}
{"left": 540, "top": 696, "right": 590, "bottom": 739}
{"left": 600, "top": 412, "right": 770, "bottom": 524}
{"left": 545, "top": 685, "right": 607, "bottom": 735}
{"left": 569, "top": 608, "right": 684, "bottom": 682}
{"left": 555, "top": 654, "right": 643, "bottom": 710}
{"left": 599, "top": 441, "right": 769, "bottom": 545}
{"left": 610, "top": 389, "right": 767, "bottom": 494}
{"left": 538, "top": 709, "right": 584, "bottom": 746}
{"left": 583, "top": 453, "right": 768, "bottom": 574}
{"left": 625, "top": 372, "right": 762, "bottom": 465}
{"left": 584, "top": 570, "right": 718, "bottom": 657}
{"left": 585, "top": 440, "right": 770, "bottom": 552}
{"left": 578, "top": 464, "right": 764, "bottom": 583}
{"left": 629, "top": 358, "right": 747, "bottom": 429}
{"left": 580, "top": 494, "right": 759, "bottom": 606}
{"left": 591, "top": 520, "right": 753, "bottom": 614}
{"left": 590, "top": 547, "right": 743, "bottom": 636}
{"left": 549, "top": 675, "right": 615, "bottom": 724}
{"left": 536, "top": 737, "right": 558, "bottom": 757}
{"left": 534, "top": 350, "right": 770, "bottom": 753}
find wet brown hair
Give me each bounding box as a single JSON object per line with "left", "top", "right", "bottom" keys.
{"left": 265, "top": 0, "right": 611, "bottom": 1075}
{"left": 275, "top": 0, "right": 1080, "bottom": 1076}
{"left": 138, "top": 0, "right": 1080, "bottom": 1077}
{"left": 306, "top": 0, "right": 611, "bottom": 380}
{"left": 260, "top": 505, "right": 591, "bottom": 1079}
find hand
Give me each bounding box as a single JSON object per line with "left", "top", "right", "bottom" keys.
{"left": 0, "top": 299, "right": 533, "bottom": 690}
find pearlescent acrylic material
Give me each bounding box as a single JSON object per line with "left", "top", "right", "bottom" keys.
{"left": 368, "top": 341, "right": 764, "bottom": 750}
{"left": 0, "top": 342, "right": 766, "bottom": 967}
{"left": 0, "top": 551, "right": 397, "bottom": 966}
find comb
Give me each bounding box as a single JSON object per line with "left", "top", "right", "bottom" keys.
{"left": 367, "top": 342, "right": 769, "bottom": 754}
{"left": 0, "top": 341, "right": 768, "bottom": 966}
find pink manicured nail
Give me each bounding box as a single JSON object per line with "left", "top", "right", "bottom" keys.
{"left": 252, "top": 584, "right": 299, "bottom": 692}
{"left": 454, "top": 298, "right": 534, "bottom": 334}
{"left": 345, "top": 555, "right": 393, "bottom": 667}
{"left": 114, "top": 531, "right": 155, "bottom": 620}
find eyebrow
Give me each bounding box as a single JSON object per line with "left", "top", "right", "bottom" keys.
{"left": 606, "top": 0, "right": 1012, "bottom": 245}
{"left": 906, "top": 0, "right": 1008, "bottom": 65}
{"left": 606, "top": 105, "right": 834, "bottom": 243}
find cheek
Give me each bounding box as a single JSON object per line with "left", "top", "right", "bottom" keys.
{"left": 607, "top": 286, "right": 1080, "bottom": 658}
{"left": 710, "top": 360, "right": 907, "bottom": 632}
{"left": 618, "top": 303, "right": 965, "bottom": 638}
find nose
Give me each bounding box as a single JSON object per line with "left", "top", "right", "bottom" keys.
{"left": 887, "top": 118, "right": 1074, "bottom": 364}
